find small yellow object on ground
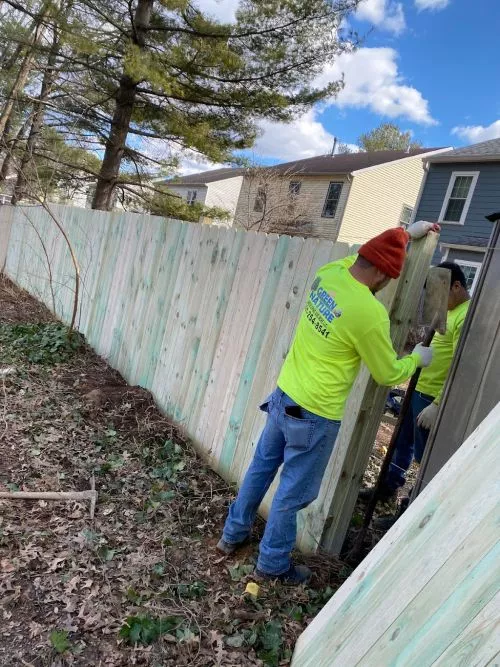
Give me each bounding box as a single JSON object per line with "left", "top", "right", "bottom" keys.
{"left": 245, "top": 582, "right": 260, "bottom": 597}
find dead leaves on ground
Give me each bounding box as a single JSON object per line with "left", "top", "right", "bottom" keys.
{"left": 0, "top": 281, "right": 349, "bottom": 667}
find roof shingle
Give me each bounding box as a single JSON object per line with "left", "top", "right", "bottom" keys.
{"left": 428, "top": 137, "right": 500, "bottom": 162}
{"left": 167, "top": 148, "right": 445, "bottom": 185}
{"left": 167, "top": 167, "right": 244, "bottom": 185}
{"left": 267, "top": 148, "right": 444, "bottom": 175}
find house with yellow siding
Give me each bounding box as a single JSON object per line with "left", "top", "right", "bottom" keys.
{"left": 233, "top": 148, "right": 450, "bottom": 243}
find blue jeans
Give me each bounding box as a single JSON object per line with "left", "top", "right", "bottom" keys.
{"left": 222, "top": 388, "right": 341, "bottom": 575}
{"left": 384, "top": 390, "right": 434, "bottom": 491}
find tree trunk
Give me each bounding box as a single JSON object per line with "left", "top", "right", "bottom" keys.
{"left": 91, "top": 0, "right": 154, "bottom": 210}
{"left": 0, "top": 113, "right": 32, "bottom": 183}
{"left": 12, "top": 26, "right": 60, "bottom": 205}
{"left": 0, "top": 5, "right": 49, "bottom": 139}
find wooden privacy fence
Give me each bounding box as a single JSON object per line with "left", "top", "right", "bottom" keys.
{"left": 292, "top": 402, "right": 500, "bottom": 667}
{"left": 0, "top": 204, "right": 437, "bottom": 553}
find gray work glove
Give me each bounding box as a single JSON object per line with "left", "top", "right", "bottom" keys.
{"left": 417, "top": 402, "right": 439, "bottom": 430}
{"left": 412, "top": 343, "right": 433, "bottom": 367}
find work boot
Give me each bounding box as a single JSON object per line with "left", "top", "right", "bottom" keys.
{"left": 216, "top": 536, "right": 250, "bottom": 556}
{"left": 358, "top": 484, "right": 397, "bottom": 502}
{"left": 254, "top": 564, "right": 312, "bottom": 586}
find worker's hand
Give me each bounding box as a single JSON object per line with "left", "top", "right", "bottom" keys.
{"left": 412, "top": 343, "right": 433, "bottom": 367}
{"left": 416, "top": 402, "right": 439, "bottom": 430}
{"left": 407, "top": 220, "right": 440, "bottom": 239}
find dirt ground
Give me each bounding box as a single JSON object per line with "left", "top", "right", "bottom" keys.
{"left": 0, "top": 276, "right": 412, "bottom": 666}
{"left": 0, "top": 277, "right": 355, "bottom": 667}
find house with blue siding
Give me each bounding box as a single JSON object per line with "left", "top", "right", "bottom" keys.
{"left": 414, "top": 137, "right": 500, "bottom": 292}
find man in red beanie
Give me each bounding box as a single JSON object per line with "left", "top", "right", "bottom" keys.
{"left": 217, "top": 221, "right": 437, "bottom": 584}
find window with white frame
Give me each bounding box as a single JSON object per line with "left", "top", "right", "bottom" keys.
{"left": 186, "top": 190, "right": 197, "bottom": 205}
{"left": 439, "top": 171, "right": 479, "bottom": 225}
{"left": 289, "top": 181, "right": 301, "bottom": 196}
{"left": 455, "top": 260, "right": 482, "bottom": 294}
{"left": 322, "top": 182, "right": 343, "bottom": 218}
{"left": 399, "top": 204, "right": 413, "bottom": 228}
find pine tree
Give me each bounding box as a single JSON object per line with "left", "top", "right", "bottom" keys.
{"left": 60, "top": 0, "right": 360, "bottom": 210}
{"left": 0, "top": 0, "right": 361, "bottom": 213}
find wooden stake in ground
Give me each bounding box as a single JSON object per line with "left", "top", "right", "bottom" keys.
{"left": 0, "top": 476, "right": 97, "bottom": 519}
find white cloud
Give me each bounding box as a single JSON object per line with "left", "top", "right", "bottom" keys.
{"left": 316, "top": 47, "right": 436, "bottom": 125}
{"left": 194, "top": 0, "right": 239, "bottom": 22}
{"left": 452, "top": 120, "right": 500, "bottom": 143}
{"left": 178, "top": 155, "right": 227, "bottom": 176}
{"left": 253, "top": 110, "right": 336, "bottom": 161}
{"left": 141, "top": 137, "right": 227, "bottom": 175}
{"left": 356, "top": 0, "right": 406, "bottom": 35}
{"left": 415, "top": 0, "right": 450, "bottom": 10}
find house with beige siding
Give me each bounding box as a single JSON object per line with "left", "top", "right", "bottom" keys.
{"left": 164, "top": 167, "right": 244, "bottom": 225}
{"left": 233, "top": 148, "right": 450, "bottom": 243}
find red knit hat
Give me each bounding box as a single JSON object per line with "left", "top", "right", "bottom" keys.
{"left": 358, "top": 228, "right": 410, "bottom": 279}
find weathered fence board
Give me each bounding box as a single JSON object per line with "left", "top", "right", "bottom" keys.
{"left": 0, "top": 205, "right": 359, "bottom": 549}
{"left": 0, "top": 204, "right": 433, "bottom": 553}
{"left": 291, "top": 402, "right": 500, "bottom": 667}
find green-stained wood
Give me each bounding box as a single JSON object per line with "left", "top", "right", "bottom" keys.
{"left": 137, "top": 219, "right": 185, "bottom": 388}
{"left": 174, "top": 226, "right": 222, "bottom": 423}
{"left": 228, "top": 235, "right": 312, "bottom": 484}
{"left": 432, "top": 594, "right": 500, "bottom": 667}
{"left": 219, "top": 234, "right": 290, "bottom": 475}
{"left": 2, "top": 203, "right": 427, "bottom": 558}
{"left": 183, "top": 228, "right": 245, "bottom": 440}
{"left": 194, "top": 231, "right": 270, "bottom": 462}
{"left": 209, "top": 233, "right": 278, "bottom": 464}
{"left": 292, "top": 404, "right": 500, "bottom": 667}
{"left": 142, "top": 220, "right": 186, "bottom": 389}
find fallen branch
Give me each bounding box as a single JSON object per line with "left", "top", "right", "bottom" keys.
{"left": 0, "top": 477, "right": 97, "bottom": 518}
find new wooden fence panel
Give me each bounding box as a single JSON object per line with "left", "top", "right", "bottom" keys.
{"left": 292, "top": 403, "right": 500, "bottom": 667}
{"left": 226, "top": 235, "right": 308, "bottom": 482}
{"left": 209, "top": 233, "right": 277, "bottom": 468}
{"left": 433, "top": 594, "right": 500, "bottom": 667}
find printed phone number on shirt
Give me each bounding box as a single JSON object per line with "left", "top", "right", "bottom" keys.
{"left": 305, "top": 303, "right": 330, "bottom": 338}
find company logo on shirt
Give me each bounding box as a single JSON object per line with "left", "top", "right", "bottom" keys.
{"left": 309, "top": 277, "right": 342, "bottom": 324}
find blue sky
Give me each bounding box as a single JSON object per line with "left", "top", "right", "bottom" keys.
{"left": 343, "top": 0, "right": 500, "bottom": 149}
{"left": 183, "top": 0, "right": 500, "bottom": 172}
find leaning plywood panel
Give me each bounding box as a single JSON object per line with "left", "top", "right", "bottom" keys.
{"left": 292, "top": 402, "right": 500, "bottom": 667}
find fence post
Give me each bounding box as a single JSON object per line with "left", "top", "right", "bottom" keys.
{"left": 315, "top": 232, "right": 439, "bottom": 554}
{"left": 0, "top": 204, "right": 14, "bottom": 272}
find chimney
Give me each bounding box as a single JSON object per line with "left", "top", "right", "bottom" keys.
{"left": 330, "top": 137, "right": 338, "bottom": 156}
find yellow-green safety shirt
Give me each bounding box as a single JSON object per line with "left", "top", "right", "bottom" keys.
{"left": 277, "top": 254, "right": 419, "bottom": 421}
{"left": 416, "top": 299, "right": 470, "bottom": 403}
